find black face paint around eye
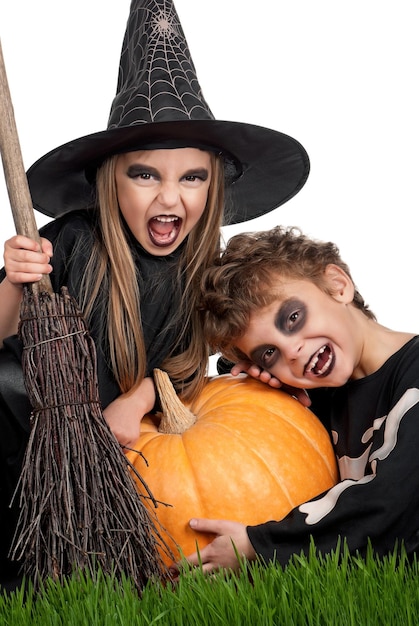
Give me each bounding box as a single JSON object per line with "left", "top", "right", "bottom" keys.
{"left": 276, "top": 298, "right": 306, "bottom": 335}
{"left": 127, "top": 164, "right": 155, "bottom": 179}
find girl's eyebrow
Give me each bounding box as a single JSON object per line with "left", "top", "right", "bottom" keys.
{"left": 126, "top": 165, "right": 210, "bottom": 179}
{"left": 183, "top": 167, "right": 209, "bottom": 180}
{"left": 126, "top": 163, "right": 158, "bottom": 176}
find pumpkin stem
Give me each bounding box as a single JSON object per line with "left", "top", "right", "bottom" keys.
{"left": 153, "top": 369, "right": 197, "bottom": 434}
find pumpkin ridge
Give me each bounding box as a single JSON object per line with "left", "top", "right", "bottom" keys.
{"left": 133, "top": 435, "right": 217, "bottom": 542}
{"left": 272, "top": 414, "right": 337, "bottom": 479}
{"left": 176, "top": 415, "right": 282, "bottom": 517}
{"left": 186, "top": 376, "right": 269, "bottom": 413}
{"left": 184, "top": 414, "right": 337, "bottom": 506}
{"left": 183, "top": 419, "right": 298, "bottom": 509}
{"left": 176, "top": 436, "right": 214, "bottom": 522}
{"left": 219, "top": 421, "right": 299, "bottom": 504}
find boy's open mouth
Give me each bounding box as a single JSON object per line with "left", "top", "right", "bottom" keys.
{"left": 148, "top": 215, "right": 181, "bottom": 247}
{"left": 305, "top": 344, "right": 334, "bottom": 377}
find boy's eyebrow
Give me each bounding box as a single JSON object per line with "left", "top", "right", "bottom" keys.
{"left": 249, "top": 302, "right": 284, "bottom": 362}
{"left": 247, "top": 302, "right": 284, "bottom": 364}
{"left": 249, "top": 345, "right": 269, "bottom": 365}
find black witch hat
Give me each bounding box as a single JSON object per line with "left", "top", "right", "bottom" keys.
{"left": 27, "top": 0, "right": 310, "bottom": 225}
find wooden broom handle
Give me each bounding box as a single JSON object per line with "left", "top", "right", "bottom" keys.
{"left": 0, "top": 39, "right": 52, "bottom": 293}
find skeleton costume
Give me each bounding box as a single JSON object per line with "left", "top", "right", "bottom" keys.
{"left": 248, "top": 336, "right": 419, "bottom": 563}
{"left": 0, "top": 0, "right": 309, "bottom": 589}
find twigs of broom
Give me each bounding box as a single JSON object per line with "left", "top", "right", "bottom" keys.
{"left": 0, "top": 39, "right": 170, "bottom": 591}
{"left": 12, "top": 287, "right": 171, "bottom": 587}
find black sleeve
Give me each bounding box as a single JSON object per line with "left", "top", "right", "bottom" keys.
{"left": 1, "top": 211, "right": 120, "bottom": 409}
{"left": 216, "top": 356, "right": 235, "bottom": 375}
{"left": 38, "top": 210, "right": 97, "bottom": 300}
{"left": 248, "top": 383, "right": 419, "bottom": 565}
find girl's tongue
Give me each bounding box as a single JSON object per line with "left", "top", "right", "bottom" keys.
{"left": 148, "top": 216, "right": 180, "bottom": 247}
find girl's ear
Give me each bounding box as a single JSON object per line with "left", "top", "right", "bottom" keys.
{"left": 324, "top": 264, "right": 354, "bottom": 303}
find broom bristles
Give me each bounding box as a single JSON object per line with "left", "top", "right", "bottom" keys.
{"left": 12, "top": 285, "right": 171, "bottom": 591}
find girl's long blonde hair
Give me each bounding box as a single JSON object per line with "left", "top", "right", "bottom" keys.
{"left": 80, "top": 151, "right": 224, "bottom": 400}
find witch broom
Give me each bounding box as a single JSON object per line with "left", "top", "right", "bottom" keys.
{"left": 0, "top": 40, "right": 168, "bottom": 591}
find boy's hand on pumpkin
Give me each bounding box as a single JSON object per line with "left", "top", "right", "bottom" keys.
{"left": 230, "top": 360, "right": 311, "bottom": 407}
{"left": 170, "top": 519, "right": 256, "bottom": 574}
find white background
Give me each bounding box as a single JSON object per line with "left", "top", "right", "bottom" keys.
{"left": 1, "top": 0, "right": 418, "bottom": 334}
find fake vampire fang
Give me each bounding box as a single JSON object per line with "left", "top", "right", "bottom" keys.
{"left": 305, "top": 344, "right": 334, "bottom": 377}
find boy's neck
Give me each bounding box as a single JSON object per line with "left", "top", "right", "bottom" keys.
{"left": 354, "top": 322, "right": 415, "bottom": 379}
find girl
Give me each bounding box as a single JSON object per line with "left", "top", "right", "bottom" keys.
{"left": 1, "top": 147, "right": 222, "bottom": 447}
{"left": 0, "top": 0, "right": 309, "bottom": 588}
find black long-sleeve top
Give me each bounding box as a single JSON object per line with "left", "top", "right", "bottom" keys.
{"left": 247, "top": 336, "right": 419, "bottom": 564}
{"left": 0, "top": 209, "right": 184, "bottom": 410}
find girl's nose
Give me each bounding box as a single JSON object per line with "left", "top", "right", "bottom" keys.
{"left": 157, "top": 182, "right": 180, "bottom": 208}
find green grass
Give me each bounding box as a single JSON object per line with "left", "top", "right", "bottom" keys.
{"left": 1, "top": 543, "right": 418, "bottom": 625}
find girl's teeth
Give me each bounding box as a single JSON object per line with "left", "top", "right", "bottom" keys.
{"left": 155, "top": 216, "right": 177, "bottom": 223}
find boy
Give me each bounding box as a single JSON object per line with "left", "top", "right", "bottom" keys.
{"left": 172, "top": 226, "right": 419, "bottom": 573}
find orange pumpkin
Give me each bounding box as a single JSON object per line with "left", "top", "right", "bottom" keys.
{"left": 126, "top": 371, "right": 338, "bottom": 565}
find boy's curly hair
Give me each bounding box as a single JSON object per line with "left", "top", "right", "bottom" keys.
{"left": 200, "top": 225, "right": 375, "bottom": 362}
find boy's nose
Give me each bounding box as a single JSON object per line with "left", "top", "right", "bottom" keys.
{"left": 283, "top": 339, "right": 303, "bottom": 363}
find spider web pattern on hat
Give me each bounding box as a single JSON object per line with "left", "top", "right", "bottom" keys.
{"left": 108, "top": 0, "right": 215, "bottom": 127}
{"left": 26, "top": 0, "right": 310, "bottom": 223}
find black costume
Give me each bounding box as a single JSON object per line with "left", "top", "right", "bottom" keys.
{"left": 247, "top": 336, "right": 419, "bottom": 563}
{"left": 0, "top": 210, "right": 184, "bottom": 583}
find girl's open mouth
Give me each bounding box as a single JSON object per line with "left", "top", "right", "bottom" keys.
{"left": 305, "top": 344, "right": 334, "bottom": 377}
{"left": 148, "top": 215, "right": 182, "bottom": 247}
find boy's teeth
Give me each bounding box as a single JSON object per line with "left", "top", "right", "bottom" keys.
{"left": 307, "top": 346, "right": 326, "bottom": 372}
{"left": 317, "top": 350, "right": 333, "bottom": 375}
{"left": 307, "top": 345, "right": 333, "bottom": 375}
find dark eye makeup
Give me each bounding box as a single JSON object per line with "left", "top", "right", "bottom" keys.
{"left": 275, "top": 298, "right": 306, "bottom": 334}
{"left": 126, "top": 164, "right": 157, "bottom": 179}
{"left": 125, "top": 165, "right": 209, "bottom": 182}
{"left": 249, "top": 345, "right": 275, "bottom": 369}
{"left": 182, "top": 168, "right": 209, "bottom": 181}
{"left": 248, "top": 298, "right": 307, "bottom": 369}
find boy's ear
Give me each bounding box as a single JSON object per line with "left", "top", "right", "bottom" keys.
{"left": 324, "top": 264, "right": 354, "bottom": 303}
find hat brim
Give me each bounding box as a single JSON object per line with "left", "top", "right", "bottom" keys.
{"left": 27, "top": 119, "right": 309, "bottom": 225}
